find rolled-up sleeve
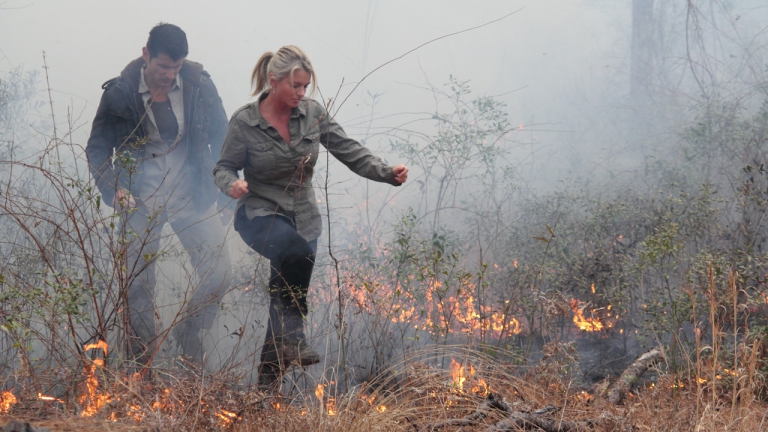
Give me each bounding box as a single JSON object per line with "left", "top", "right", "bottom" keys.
{"left": 213, "top": 117, "right": 248, "bottom": 197}
{"left": 319, "top": 111, "right": 399, "bottom": 186}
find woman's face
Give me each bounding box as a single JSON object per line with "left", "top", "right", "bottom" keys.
{"left": 272, "top": 69, "right": 311, "bottom": 108}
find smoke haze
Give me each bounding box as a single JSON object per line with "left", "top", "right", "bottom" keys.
{"left": 4, "top": 0, "right": 768, "bottom": 387}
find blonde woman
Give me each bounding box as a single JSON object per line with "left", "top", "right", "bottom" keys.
{"left": 214, "top": 45, "right": 408, "bottom": 385}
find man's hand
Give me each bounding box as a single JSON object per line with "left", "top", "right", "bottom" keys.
{"left": 219, "top": 207, "right": 234, "bottom": 226}
{"left": 112, "top": 188, "right": 136, "bottom": 210}
{"left": 393, "top": 164, "right": 409, "bottom": 184}
{"left": 230, "top": 179, "right": 249, "bottom": 199}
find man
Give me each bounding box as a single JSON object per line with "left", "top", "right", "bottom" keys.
{"left": 86, "top": 23, "right": 231, "bottom": 369}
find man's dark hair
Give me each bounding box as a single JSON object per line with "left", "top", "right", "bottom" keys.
{"left": 146, "top": 23, "right": 188, "bottom": 60}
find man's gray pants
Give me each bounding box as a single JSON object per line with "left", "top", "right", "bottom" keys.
{"left": 121, "top": 205, "right": 231, "bottom": 367}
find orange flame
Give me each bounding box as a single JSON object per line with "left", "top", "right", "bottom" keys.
{"left": 38, "top": 393, "right": 63, "bottom": 403}
{"left": 339, "top": 268, "right": 526, "bottom": 341}
{"left": 471, "top": 378, "right": 489, "bottom": 395}
{"left": 449, "top": 358, "right": 488, "bottom": 395}
{"left": 80, "top": 340, "right": 111, "bottom": 417}
{"left": 315, "top": 382, "right": 337, "bottom": 415}
{"left": 570, "top": 299, "right": 609, "bottom": 332}
{"left": 84, "top": 339, "right": 108, "bottom": 357}
{"left": 215, "top": 409, "right": 239, "bottom": 426}
{"left": 449, "top": 358, "right": 468, "bottom": 391}
{"left": 491, "top": 315, "right": 522, "bottom": 335}
{"left": 1, "top": 391, "right": 17, "bottom": 413}
{"left": 125, "top": 404, "right": 145, "bottom": 422}
{"left": 152, "top": 388, "right": 172, "bottom": 411}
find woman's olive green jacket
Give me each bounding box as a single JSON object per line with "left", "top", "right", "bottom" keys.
{"left": 214, "top": 94, "right": 400, "bottom": 241}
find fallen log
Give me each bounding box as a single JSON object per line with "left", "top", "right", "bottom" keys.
{"left": 606, "top": 346, "right": 664, "bottom": 404}
{"left": 2, "top": 420, "right": 51, "bottom": 432}
{"left": 425, "top": 347, "right": 662, "bottom": 431}
{"left": 424, "top": 393, "right": 510, "bottom": 430}
{"left": 489, "top": 413, "right": 591, "bottom": 431}
{"left": 424, "top": 395, "right": 591, "bottom": 432}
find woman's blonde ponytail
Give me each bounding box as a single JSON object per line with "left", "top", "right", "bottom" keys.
{"left": 249, "top": 46, "right": 316, "bottom": 97}
{"left": 251, "top": 51, "right": 274, "bottom": 96}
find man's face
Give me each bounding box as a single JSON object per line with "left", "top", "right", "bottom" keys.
{"left": 142, "top": 47, "right": 185, "bottom": 90}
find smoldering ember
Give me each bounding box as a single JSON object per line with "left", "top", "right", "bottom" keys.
{"left": 2, "top": 1, "right": 768, "bottom": 431}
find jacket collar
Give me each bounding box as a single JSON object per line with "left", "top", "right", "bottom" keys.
{"left": 120, "top": 57, "right": 204, "bottom": 93}
{"left": 247, "top": 92, "right": 307, "bottom": 128}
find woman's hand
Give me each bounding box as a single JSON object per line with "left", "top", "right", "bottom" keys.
{"left": 393, "top": 164, "right": 409, "bottom": 184}
{"left": 230, "top": 179, "right": 249, "bottom": 199}
{"left": 112, "top": 188, "right": 136, "bottom": 210}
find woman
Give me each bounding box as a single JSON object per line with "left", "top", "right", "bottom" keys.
{"left": 214, "top": 46, "right": 408, "bottom": 384}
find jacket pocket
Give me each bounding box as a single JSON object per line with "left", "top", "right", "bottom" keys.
{"left": 300, "top": 133, "right": 320, "bottom": 165}
{"left": 247, "top": 141, "right": 276, "bottom": 172}
{"left": 304, "top": 133, "right": 320, "bottom": 143}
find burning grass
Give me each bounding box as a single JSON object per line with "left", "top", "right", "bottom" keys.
{"left": 1, "top": 264, "right": 765, "bottom": 431}
{"left": 2, "top": 346, "right": 768, "bottom": 431}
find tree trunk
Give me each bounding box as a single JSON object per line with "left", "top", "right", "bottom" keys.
{"left": 630, "top": 0, "right": 655, "bottom": 102}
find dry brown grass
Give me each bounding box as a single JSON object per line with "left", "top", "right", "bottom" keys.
{"left": 3, "top": 346, "right": 768, "bottom": 432}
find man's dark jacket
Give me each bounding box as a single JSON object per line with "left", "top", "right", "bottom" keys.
{"left": 86, "top": 57, "right": 227, "bottom": 210}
